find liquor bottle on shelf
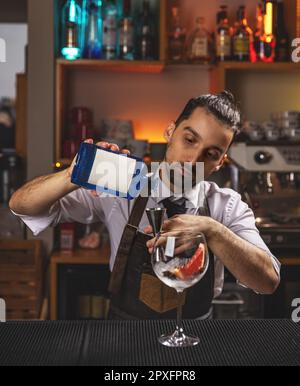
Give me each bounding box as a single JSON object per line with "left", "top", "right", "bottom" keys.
{"left": 119, "top": 0, "right": 134, "bottom": 60}
{"left": 275, "top": 0, "right": 289, "bottom": 62}
{"left": 187, "top": 17, "right": 212, "bottom": 64}
{"left": 103, "top": 0, "right": 118, "bottom": 60}
{"left": 82, "top": 0, "right": 103, "bottom": 59}
{"left": 60, "top": 223, "right": 76, "bottom": 251}
{"left": 233, "top": 5, "right": 253, "bottom": 62}
{"left": 215, "top": 5, "right": 232, "bottom": 62}
{"left": 137, "top": 0, "right": 155, "bottom": 60}
{"left": 70, "top": 106, "right": 94, "bottom": 141}
{"left": 254, "top": 3, "right": 264, "bottom": 62}
{"left": 260, "top": 1, "right": 276, "bottom": 62}
{"left": 0, "top": 153, "right": 22, "bottom": 205}
{"left": 168, "top": 5, "right": 186, "bottom": 63}
{"left": 61, "top": 0, "right": 82, "bottom": 60}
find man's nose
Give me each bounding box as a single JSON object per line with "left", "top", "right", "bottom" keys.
{"left": 186, "top": 149, "right": 205, "bottom": 164}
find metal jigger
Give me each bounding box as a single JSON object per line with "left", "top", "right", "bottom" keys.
{"left": 146, "top": 208, "right": 167, "bottom": 263}
{"left": 146, "top": 208, "right": 166, "bottom": 236}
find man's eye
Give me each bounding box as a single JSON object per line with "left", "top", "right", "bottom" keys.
{"left": 207, "top": 150, "right": 221, "bottom": 160}
{"left": 184, "top": 136, "right": 195, "bottom": 144}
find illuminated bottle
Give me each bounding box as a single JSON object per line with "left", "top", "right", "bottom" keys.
{"left": 61, "top": 0, "right": 82, "bottom": 60}
{"left": 83, "top": 0, "right": 103, "bottom": 59}
{"left": 260, "top": 1, "right": 276, "bottom": 62}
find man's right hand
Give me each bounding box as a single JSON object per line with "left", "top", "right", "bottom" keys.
{"left": 67, "top": 139, "right": 131, "bottom": 197}
{"left": 9, "top": 138, "right": 132, "bottom": 216}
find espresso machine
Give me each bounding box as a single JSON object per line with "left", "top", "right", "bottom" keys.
{"left": 228, "top": 142, "right": 300, "bottom": 255}
{"left": 218, "top": 142, "right": 300, "bottom": 319}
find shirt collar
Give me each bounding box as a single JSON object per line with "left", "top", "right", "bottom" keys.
{"left": 150, "top": 169, "right": 205, "bottom": 209}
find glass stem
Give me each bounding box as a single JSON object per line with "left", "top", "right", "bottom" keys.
{"left": 176, "top": 291, "right": 184, "bottom": 335}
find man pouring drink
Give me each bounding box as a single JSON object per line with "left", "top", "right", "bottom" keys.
{"left": 9, "top": 91, "right": 280, "bottom": 324}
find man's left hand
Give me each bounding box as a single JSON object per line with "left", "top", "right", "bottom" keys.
{"left": 144, "top": 214, "right": 217, "bottom": 253}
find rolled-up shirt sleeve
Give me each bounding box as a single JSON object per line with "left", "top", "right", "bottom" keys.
{"left": 11, "top": 189, "right": 105, "bottom": 236}
{"left": 223, "top": 192, "right": 281, "bottom": 279}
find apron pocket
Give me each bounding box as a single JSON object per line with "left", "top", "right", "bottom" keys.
{"left": 139, "top": 273, "right": 186, "bottom": 314}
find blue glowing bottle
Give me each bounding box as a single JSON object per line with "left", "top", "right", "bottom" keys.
{"left": 82, "top": 0, "right": 103, "bottom": 59}
{"left": 61, "top": 0, "right": 82, "bottom": 60}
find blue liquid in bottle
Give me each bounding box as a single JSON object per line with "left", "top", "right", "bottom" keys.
{"left": 83, "top": 0, "right": 103, "bottom": 59}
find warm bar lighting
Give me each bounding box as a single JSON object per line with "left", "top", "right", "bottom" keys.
{"left": 134, "top": 121, "right": 167, "bottom": 143}
{"left": 264, "top": 1, "right": 273, "bottom": 40}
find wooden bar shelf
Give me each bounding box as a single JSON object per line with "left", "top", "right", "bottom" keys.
{"left": 210, "top": 61, "right": 300, "bottom": 93}
{"left": 56, "top": 59, "right": 165, "bottom": 74}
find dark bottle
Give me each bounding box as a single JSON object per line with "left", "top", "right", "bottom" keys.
{"left": 215, "top": 5, "right": 231, "bottom": 62}
{"left": 254, "top": 3, "right": 264, "bottom": 61}
{"left": 7, "top": 155, "right": 19, "bottom": 199}
{"left": 103, "top": 0, "right": 118, "bottom": 60}
{"left": 275, "top": 0, "right": 290, "bottom": 62}
{"left": 0, "top": 154, "right": 22, "bottom": 204}
{"left": 168, "top": 6, "right": 186, "bottom": 62}
{"left": 233, "top": 6, "right": 253, "bottom": 62}
{"left": 138, "top": 0, "right": 154, "bottom": 60}
{"left": 119, "top": 0, "right": 134, "bottom": 60}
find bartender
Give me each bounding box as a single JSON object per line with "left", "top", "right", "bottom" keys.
{"left": 9, "top": 91, "right": 280, "bottom": 320}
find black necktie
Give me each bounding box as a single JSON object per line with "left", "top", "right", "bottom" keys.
{"left": 161, "top": 197, "right": 187, "bottom": 218}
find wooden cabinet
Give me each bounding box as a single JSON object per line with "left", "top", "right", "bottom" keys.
{"left": 210, "top": 62, "right": 300, "bottom": 94}
{"left": 50, "top": 245, "right": 110, "bottom": 320}
{"left": 0, "top": 240, "right": 44, "bottom": 320}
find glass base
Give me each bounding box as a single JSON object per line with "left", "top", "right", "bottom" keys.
{"left": 158, "top": 328, "right": 200, "bottom": 348}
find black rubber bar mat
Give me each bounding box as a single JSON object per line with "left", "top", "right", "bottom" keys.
{"left": 80, "top": 319, "right": 300, "bottom": 366}
{"left": 0, "top": 320, "right": 299, "bottom": 366}
{"left": 0, "top": 321, "right": 86, "bottom": 366}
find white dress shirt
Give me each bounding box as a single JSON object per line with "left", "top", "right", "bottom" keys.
{"left": 12, "top": 178, "right": 280, "bottom": 299}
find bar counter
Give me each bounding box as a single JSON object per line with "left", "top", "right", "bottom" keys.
{"left": 0, "top": 320, "right": 299, "bottom": 366}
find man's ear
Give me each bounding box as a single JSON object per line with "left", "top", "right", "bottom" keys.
{"left": 214, "top": 154, "right": 227, "bottom": 172}
{"left": 164, "top": 122, "right": 176, "bottom": 143}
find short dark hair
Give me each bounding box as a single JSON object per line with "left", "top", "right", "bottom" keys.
{"left": 175, "top": 90, "right": 242, "bottom": 135}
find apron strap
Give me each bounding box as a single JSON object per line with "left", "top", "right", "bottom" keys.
{"left": 128, "top": 196, "right": 149, "bottom": 228}
{"left": 108, "top": 195, "right": 149, "bottom": 295}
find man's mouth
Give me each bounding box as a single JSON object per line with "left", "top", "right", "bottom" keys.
{"left": 159, "top": 161, "right": 203, "bottom": 191}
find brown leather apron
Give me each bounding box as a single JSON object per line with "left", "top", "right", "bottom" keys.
{"left": 108, "top": 196, "right": 215, "bottom": 320}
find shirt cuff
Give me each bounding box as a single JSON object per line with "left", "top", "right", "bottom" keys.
{"left": 11, "top": 203, "right": 60, "bottom": 236}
